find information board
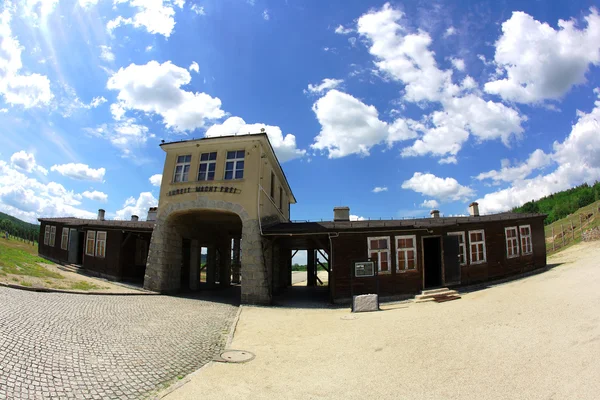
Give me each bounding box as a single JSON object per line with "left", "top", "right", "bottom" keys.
{"left": 355, "top": 261, "right": 375, "bottom": 277}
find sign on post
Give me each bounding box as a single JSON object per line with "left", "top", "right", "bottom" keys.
{"left": 354, "top": 261, "right": 375, "bottom": 277}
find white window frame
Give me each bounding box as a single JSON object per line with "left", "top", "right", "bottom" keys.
{"left": 49, "top": 226, "right": 56, "bottom": 247}
{"left": 395, "top": 235, "right": 417, "bottom": 272}
{"left": 224, "top": 150, "right": 245, "bottom": 180}
{"left": 504, "top": 226, "right": 520, "bottom": 258}
{"left": 198, "top": 152, "right": 217, "bottom": 181}
{"left": 173, "top": 155, "right": 192, "bottom": 183}
{"left": 95, "top": 231, "right": 107, "bottom": 258}
{"left": 367, "top": 236, "right": 391, "bottom": 274}
{"left": 447, "top": 231, "right": 466, "bottom": 266}
{"left": 44, "top": 225, "right": 50, "bottom": 245}
{"left": 61, "top": 227, "right": 69, "bottom": 250}
{"left": 519, "top": 225, "right": 533, "bottom": 255}
{"left": 468, "top": 230, "right": 487, "bottom": 265}
{"left": 85, "top": 231, "right": 96, "bottom": 257}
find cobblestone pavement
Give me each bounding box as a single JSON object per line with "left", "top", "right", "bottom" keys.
{"left": 0, "top": 287, "right": 238, "bottom": 399}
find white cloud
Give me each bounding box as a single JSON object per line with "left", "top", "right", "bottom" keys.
{"left": 372, "top": 186, "right": 388, "bottom": 193}
{"left": 350, "top": 215, "right": 366, "bottom": 221}
{"left": 335, "top": 24, "right": 353, "bottom": 35}
{"left": 357, "top": 3, "right": 525, "bottom": 161}
{"left": 107, "top": 61, "right": 225, "bottom": 132}
{"left": 189, "top": 61, "right": 199, "bottom": 73}
{"left": 86, "top": 119, "right": 156, "bottom": 157}
{"left": 0, "top": 8, "right": 53, "bottom": 108}
{"left": 82, "top": 190, "right": 108, "bottom": 202}
{"left": 107, "top": 0, "right": 182, "bottom": 37}
{"left": 477, "top": 89, "right": 600, "bottom": 213}
{"left": 190, "top": 4, "right": 205, "bottom": 15}
{"left": 99, "top": 45, "right": 115, "bottom": 62}
{"left": 402, "top": 172, "right": 475, "bottom": 201}
{"left": 78, "top": 0, "right": 99, "bottom": 8}
{"left": 205, "top": 117, "right": 306, "bottom": 162}
{"left": 115, "top": 192, "right": 158, "bottom": 220}
{"left": 450, "top": 57, "right": 465, "bottom": 72}
{"left": 23, "top": 0, "right": 59, "bottom": 21}
{"left": 0, "top": 161, "right": 95, "bottom": 223}
{"left": 10, "top": 151, "right": 48, "bottom": 175}
{"left": 444, "top": 26, "right": 456, "bottom": 38}
{"left": 263, "top": 10, "right": 269, "bottom": 21}
{"left": 439, "top": 156, "right": 457, "bottom": 165}
{"left": 89, "top": 96, "right": 107, "bottom": 108}
{"left": 149, "top": 174, "right": 162, "bottom": 187}
{"left": 420, "top": 199, "right": 440, "bottom": 208}
{"left": 50, "top": 163, "right": 106, "bottom": 182}
{"left": 145, "top": 45, "right": 153, "bottom": 52}
{"left": 311, "top": 90, "right": 416, "bottom": 158}
{"left": 305, "top": 78, "right": 343, "bottom": 95}
{"left": 484, "top": 9, "right": 600, "bottom": 104}
{"left": 476, "top": 149, "right": 552, "bottom": 183}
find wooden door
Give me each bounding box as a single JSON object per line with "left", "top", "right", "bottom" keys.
{"left": 443, "top": 235, "right": 461, "bottom": 285}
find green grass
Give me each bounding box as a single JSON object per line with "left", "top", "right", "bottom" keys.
{"left": 0, "top": 242, "right": 64, "bottom": 279}
{"left": 545, "top": 199, "right": 600, "bottom": 255}
{"left": 20, "top": 280, "right": 32, "bottom": 287}
{"left": 69, "top": 281, "right": 102, "bottom": 290}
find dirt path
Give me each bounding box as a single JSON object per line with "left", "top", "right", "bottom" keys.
{"left": 166, "top": 241, "right": 600, "bottom": 400}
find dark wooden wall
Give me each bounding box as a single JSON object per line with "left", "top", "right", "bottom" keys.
{"left": 38, "top": 221, "right": 70, "bottom": 263}
{"left": 82, "top": 229, "right": 123, "bottom": 280}
{"left": 331, "top": 216, "right": 547, "bottom": 301}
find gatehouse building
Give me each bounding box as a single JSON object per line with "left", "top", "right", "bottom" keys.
{"left": 38, "top": 132, "right": 547, "bottom": 304}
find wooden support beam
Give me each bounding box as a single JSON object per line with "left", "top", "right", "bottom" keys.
{"left": 307, "top": 249, "right": 316, "bottom": 287}
{"left": 120, "top": 232, "right": 133, "bottom": 248}
{"left": 311, "top": 237, "right": 330, "bottom": 253}
{"left": 317, "top": 260, "right": 329, "bottom": 272}
{"left": 317, "top": 249, "right": 329, "bottom": 263}
{"left": 291, "top": 249, "right": 299, "bottom": 259}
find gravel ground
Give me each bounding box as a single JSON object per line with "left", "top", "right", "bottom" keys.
{"left": 167, "top": 241, "right": 600, "bottom": 400}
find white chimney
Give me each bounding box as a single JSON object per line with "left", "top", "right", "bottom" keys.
{"left": 430, "top": 209, "right": 440, "bottom": 218}
{"left": 131, "top": 215, "right": 139, "bottom": 222}
{"left": 469, "top": 202, "right": 480, "bottom": 217}
{"left": 97, "top": 209, "right": 105, "bottom": 221}
{"left": 333, "top": 206, "right": 350, "bottom": 221}
{"left": 147, "top": 207, "right": 158, "bottom": 222}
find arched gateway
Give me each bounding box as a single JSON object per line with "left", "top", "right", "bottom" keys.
{"left": 143, "top": 133, "right": 296, "bottom": 304}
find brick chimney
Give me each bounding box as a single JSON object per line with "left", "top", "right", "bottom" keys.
{"left": 97, "top": 209, "right": 105, "bottom": 221}
{"left": 333, "top": 206, "right": 350, "bottom": 221}
{"left": 469, "top": 202, "right": 480, "bottom": 217}
{"left": 430, "top": 209, "right": 440, "bottom": 218}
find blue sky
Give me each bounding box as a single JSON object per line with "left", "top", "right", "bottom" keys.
{"left": 1, "top": 0, "right": 600, "bottom": 226}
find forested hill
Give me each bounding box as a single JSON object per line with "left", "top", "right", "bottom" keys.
{"left": 513, "top": 182, "right": 600, "bottom": 224}
{"left": 0, "top": 211, "right": 40, "bottom": 241}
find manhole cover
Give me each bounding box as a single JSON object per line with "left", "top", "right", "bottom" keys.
{"left": 219, "top": 350, "right": 255, "bottom": 363}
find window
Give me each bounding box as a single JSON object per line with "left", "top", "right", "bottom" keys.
{"left": 49, "top": 226, "right": 56, "bottom": 247}
{"left": 279, "top": 187, "right": 283, "bottom": 209}
{"left": 198, "top": 152, "right": 217, "bottom": 181}
{"left": 469, "top": 230, "right": 486, "bottom": 264}
{"left": 505, "top": 227, "right": 519, "bottom": 258}
{"left": 395, "top": 235, "right": 417, "bottom": 271}
{"left": 270, "top": 172, "right": 275, "bottom": 199}
{"left": 173, "top": 155, "right": 192, "bottom": 182}
{"left": 520, "top": 225, "right": 533, "bottom": 255}
{"left": 44, "top": 225, "right": 50, "bottom": 245}
{"left": 95, "top": 231, "right": 107, "bottom": 258}
{"left": 85, "top": 231, "right": 96, "bottom": 256}
{"left": 61, "top": 227, "right": 69, "bottom": 250}
{"left": 448, "top": 232, "right": 466, "bottom": 265}
{"left": 224, "top": 150, "right": 244, "bottom": 180}
{"left": 367, "top": 237, "right": 390, "bottom": 273}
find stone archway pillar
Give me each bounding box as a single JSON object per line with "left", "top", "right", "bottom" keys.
{"left": 240, "top": 220, "right": 270, "bottom": 304}
{"left": 144, "top": 219, "right": 182, "bottom": 293}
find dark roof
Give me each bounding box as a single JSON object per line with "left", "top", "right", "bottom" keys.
{"left": 38, "top": 217, "right": 155, "bottom": 230}
{"left": 262, "top": 212, "right": 547, "bottom": 235}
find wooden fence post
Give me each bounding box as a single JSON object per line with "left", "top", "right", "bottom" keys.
{"left": 552, "top": 227, "right": 555, "bottom": 252}
{"left": 571, "top": 220, "right": 575, "bottom": 241}
{"left": 580, "top": 214, "right": 583, "bottom": 240}
{"left": 561, "top": 224, "right": 565, "bottom": 247}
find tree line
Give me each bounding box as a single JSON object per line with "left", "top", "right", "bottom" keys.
{"left": 0, "top": 212, "right": 40, "bottom": 243}
{"left": 513, "top": 182, "right": 600, "bottom": 225}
